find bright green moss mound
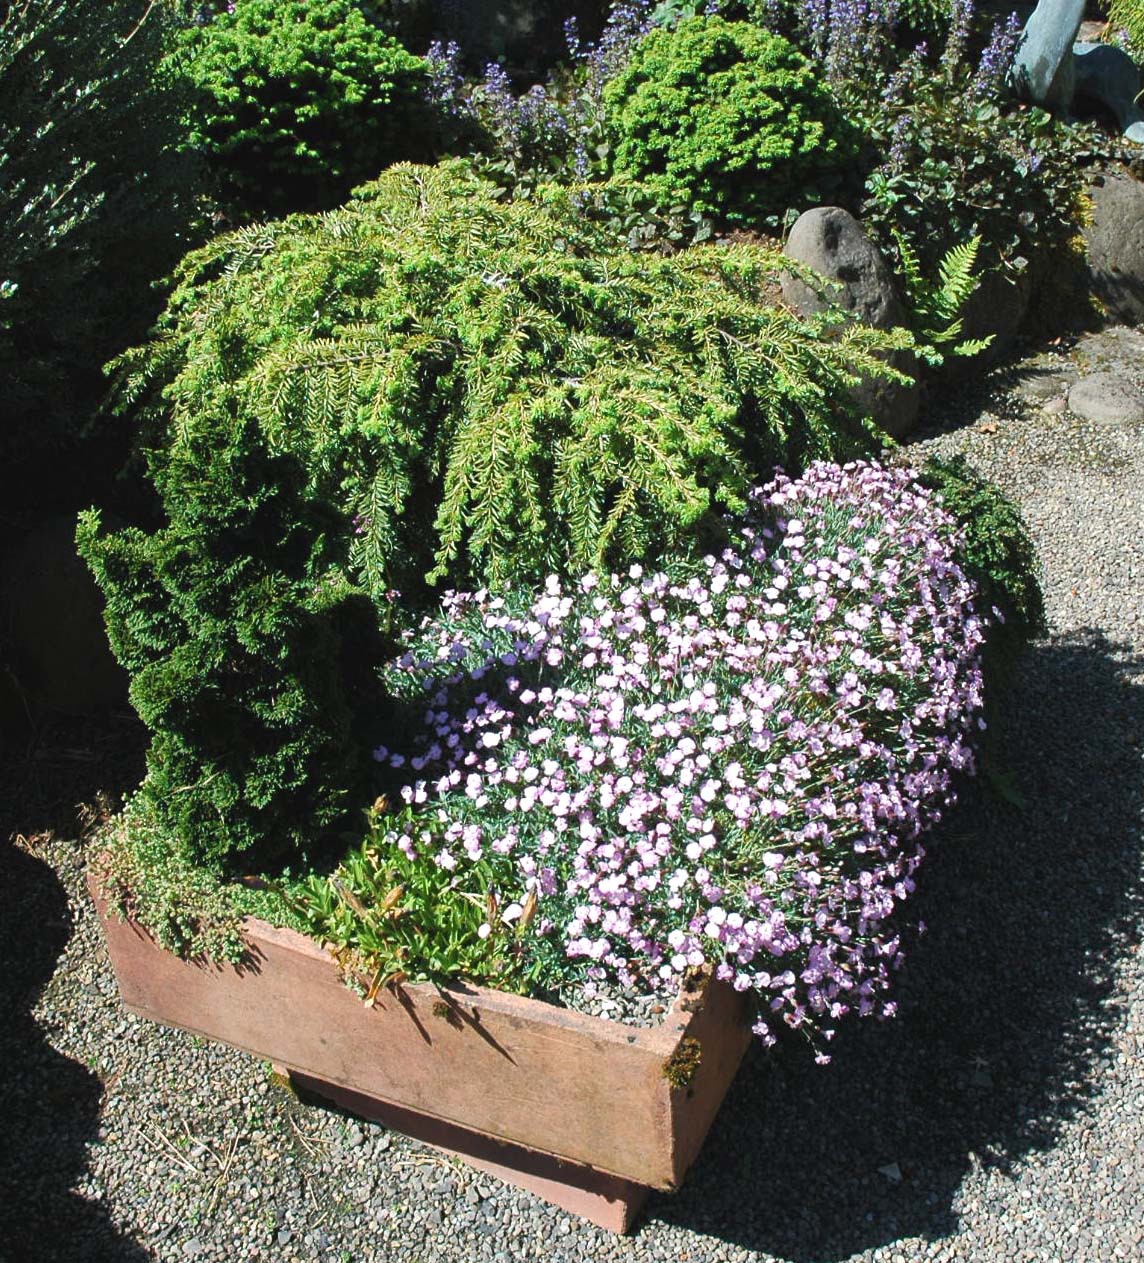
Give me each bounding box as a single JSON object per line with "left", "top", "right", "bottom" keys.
{"left": 169, "top": 0, "right": 430, "bottom": 215}
{"left": 604, "top": 16, "right": 857, "bottom": 226}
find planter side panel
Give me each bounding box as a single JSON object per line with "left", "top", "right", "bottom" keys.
{"left": 665, "top": 974, "right": 753, "bottom": 1186}
{"left": 92, "top": 884, "right": 685, "bottom": 1186}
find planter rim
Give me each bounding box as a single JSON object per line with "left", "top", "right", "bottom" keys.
{"left": 229, "top": 910, "right": 695, "bottom": 1054}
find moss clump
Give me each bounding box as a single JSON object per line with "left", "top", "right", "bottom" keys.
{"left": 92, "top": 797, "right": 302, "bottom": 965}
{"left": 662, "top": 1037, "right": 703, "bottom": 1089}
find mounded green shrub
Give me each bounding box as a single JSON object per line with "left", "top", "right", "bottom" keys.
{"left": 80, "top": 160, "right": 910, "bottom": 869}
{"left": 168, "top": 0, "right": 431, "bottom": 216}
{"left": 77, "top": 419, "right": 360, "bottom": 869}
{"left": 602, "top": 16, "right": 857, "bottom": 226}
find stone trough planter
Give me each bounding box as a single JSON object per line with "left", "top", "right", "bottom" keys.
{"left": 88, "top": 873, "right": 752, "bottom": 1232}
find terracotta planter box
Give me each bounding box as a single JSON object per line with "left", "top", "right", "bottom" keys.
{"left": 88, "top": 873, "right": 751, "bottom": 1232}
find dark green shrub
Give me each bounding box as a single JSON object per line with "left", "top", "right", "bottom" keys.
{"left": 168, "top": 0, "right": 432, "bottom": 216}
{"left": 83, "top": 160, "right": 910, "bottom": 867}
{"left": 0, "top": 0, "right": 197, "bottom": 499}
{"left": 915, "top": 454, "right": 1045, "bottom": 660}
{"left": 602, "top": 16, "right": 857, "bottom": 226}
{"left": 77, "top": 418, "right": 360, "bottom": 869}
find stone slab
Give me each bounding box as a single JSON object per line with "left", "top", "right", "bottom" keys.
{"left": 1068, "top": 372, "right": 1144, "bottom": 425}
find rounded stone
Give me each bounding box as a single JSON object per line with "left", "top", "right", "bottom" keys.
{"left": 1083, "top": 168, "right": 1144, "bottom": 326}
{"left": 781, "top": 206, "right": 919, "bottom": 438}
{"left": 1067, "top": 372, "right": 1144, "bottom": 425}
{"left": 782, "top": 206, "right": 905, "bottom": 329}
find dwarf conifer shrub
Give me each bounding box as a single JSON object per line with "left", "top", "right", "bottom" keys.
{"left": 82, "top": 161, "right": 909, "bottom": 867}
{"left": 168, "top": 0, "right": 431, "bottom": 215}
{"left": 603, "top": 16, "right": 857, "bottom": 226}
{"left": 77, "top": 419, "right": 359, "bottom": 869}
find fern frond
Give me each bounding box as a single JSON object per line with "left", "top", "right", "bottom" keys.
{"left": 892, "top": 229, "right": 926, "bottom": 307}
{"left": 933, "top": 235, "right": 982, "bottom": 323}
{"left": 897, "top": 233, "right": 991, "bottom": 365}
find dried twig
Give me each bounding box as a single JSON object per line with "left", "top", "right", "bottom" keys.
{"left": 132, "top": 1124, "right": 199, "bottom": 1177}
{"left": 204, "top": 1133, "right": 240, "bottom": 1217}
{"left": 287, "top": 1115, "right": 323, "bottom": 1159}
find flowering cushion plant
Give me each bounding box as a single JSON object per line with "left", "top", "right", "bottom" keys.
{"left": 302, "top": 461, "right": 989, "bottom": 1056}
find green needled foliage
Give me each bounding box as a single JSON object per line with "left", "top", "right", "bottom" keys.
{"left": 77, "top": 417, "right": 360, "bottom": 869}
{"left": 603, "top": 16, "right": 858, "bottom": 227}
{"left": 106, "top": 161, "right": 909, "bottom": 593}
{"left": 81, "top": 160, "right": 911, "bottom": 868}
{"left": 167, "top": 0, "right": 431, "bottom": 216}
{"left": 1107, "top": 0, "right": 1144, "bottom": 56}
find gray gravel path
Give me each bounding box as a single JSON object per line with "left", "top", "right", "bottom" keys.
{"left": 2, "top": 326, "right": 1142, "bottom": 1263}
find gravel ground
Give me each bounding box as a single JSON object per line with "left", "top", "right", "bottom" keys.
{"left": 2, "top": 326, "right": 1142, "bottom": 1263}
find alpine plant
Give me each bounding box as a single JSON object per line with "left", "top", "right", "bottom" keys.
{"left": 370, "top": 462, "right": 989, "bottom": 1055}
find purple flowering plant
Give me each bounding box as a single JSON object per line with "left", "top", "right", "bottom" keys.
{"left": 773, "top": 0, "right": 1085, "bottom": 275}
{"left": 426, "top": 3, "right": 655, "bottom": 184}
{"left": 298, "top": 461, "right": 989, "bottom": 1055}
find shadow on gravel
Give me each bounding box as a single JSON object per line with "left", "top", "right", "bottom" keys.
{"left": 651, "top": 630, "right": 1144, "bottom": 1261}
{"left": 0, "top": 843, "right": 151, "bottom": 1263}
{"left": 0, "top": 713, "right": 148, "bottom": 1262}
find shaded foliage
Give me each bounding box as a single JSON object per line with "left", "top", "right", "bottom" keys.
{"left": 0, "top": 0, "right": 198, "bottom": 501}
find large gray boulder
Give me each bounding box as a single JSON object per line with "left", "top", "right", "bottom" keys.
{"left": 1083, "top": 168, "right": 1144, "bottom": 326}
{"left": 1074, "top": 43, "right": 1144, "bottom": 145}
{"left": 781, "top": 206, "right": 919, "bottom": 439}
{"left": 781, "top": 206, "right": 903, "bottom": 327}
{"left": 1010, "top": 0, "right": 1085, "bottom": 113}
{"left": 1011, "top": 1, "right": 1144, "bottom": 143}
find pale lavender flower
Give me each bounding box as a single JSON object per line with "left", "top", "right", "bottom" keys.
{"left": 375, "top": 462, "right": 990, "bottom": 1053}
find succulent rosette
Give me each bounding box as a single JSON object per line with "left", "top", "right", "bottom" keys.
{"left": 374, "top": 461, "right": 988, "bottom": 1052}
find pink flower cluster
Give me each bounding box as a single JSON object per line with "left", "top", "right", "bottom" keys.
{"left": 374, "top": 462, "right": 988, "bottom": 1052}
